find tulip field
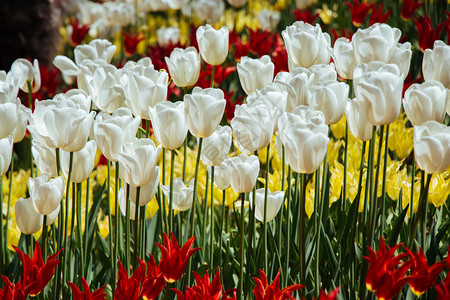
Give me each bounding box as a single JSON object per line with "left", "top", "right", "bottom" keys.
{"left": 1, "top": 0, "right": 450, "bottom": 299}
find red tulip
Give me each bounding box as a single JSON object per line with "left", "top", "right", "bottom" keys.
{"left": 369, "top": 3, "right": 391, "bottom": 25}
{"left": 12, "top": 242, "right": 63, "bottom": 297}
{"left": 434, "top": 248, "right": 450, "bottom": 299}
{"left": 248, "top": 29, "right": 277, "bottom": 57}
{"left": 114, "top": 260, "right": 146, "bottom": 300}
{"left": 0, "top": 276, "right": 24, "bottom": 300}
{"left": 141, "top": 256, "right": 166, "bottom": 300}
{"left": 414, "top": 15, "right": 446, "bottom": 52}
{"left": 67, "top": 277, "right": 107, "bottom": 300}
{"left": 401, "top": 0, "right": 423, "bottom": 20}
{"left": 253, "top": 269, "right": 304, "bottom": 300}
{"left": 364, "top": 238, "right": 412, "bottom": 300}
{"left": 291, "top": 9, "right": 320, "bottom": 25}
{"left": 315, "top": 287, "right": 341, "bottom": 300}
{"left": 405, "top": 248, "right": 447, "bottom": 296}
{"left": 345, "top": 0, "right": 371, "bottom": 27}
{"left": 123, "top": 30, "right": 144, "bottom": 57}
{"left": 69, "top": 18, "right": 90, "bottom": 47}
{"left": 156, "top": 232, "right": 200, "bottom": 283}
{"left": 173, "top": 269, "right": 237, "bottom": 300}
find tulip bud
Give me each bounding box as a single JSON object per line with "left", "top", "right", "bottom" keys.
{"left": 309, "top": 81, "right": 349, "bottom": 125}
{"left": 29, "top": 174, "right": 65, "bottom": 216}
{"left": 201, "top": 125, "right": 232, "bottom": 166}
{"left": 0, "top": 136, "right": 13, "bottom": 175}
{"left": 118, "top": 138, "right": 161, "bottom": 187}
{"left": 74, "top": 39, "right": 117, "bottom": 64}
{"left": 250, "top": 188, "right": 284, "bottom": 223}
{"left": 184, "top": 87, "right": 226, "bottom": 138}
{"left": 165, "top": 47, "right": 201, "bottom": 87}
{"left": 196, "top": 25, "right": 229, "bottom": 66}
{"left": 149, "top": 101, "right": 188, "bottom": 150}
{"left": 237, "top": 55, "right": 274, "bottom": 95}
{"left": 0, "top": 72, "right": 20, "bottom": 103}
{"left": 414, "top": 121, "right": 450, "bottom": 174}
{"left": 161, "top": 178, "right": 194, "bottom": 211}
{"left": 282, "top": 21, "right": 331, "bottom": 68}
{"left": 60, "top": 140, "right": 97, "bottom": 183}
{"left": 15, "top": 197, "right": 43, "bottom": 235}
{"left": 403, "top": 81, "right": 447, "bottom": 126}
{"left": 228, "top": 154, "right": 260, "bottom": 193}
{"left": 423, "top": 40, "right": 450, "bottom": 88}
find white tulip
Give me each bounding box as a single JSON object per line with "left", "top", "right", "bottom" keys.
{"left": 196, "top": 25, "right": 229, "bottom": 66}
{"left": 0, "top": 136, "right": 13, "bottom": 175}
{"left": 118, "top": 138, "right": 161, "bottom": 187}
{"left": 32, "top": 141, "right": 57, "bottom": 178}
{"left": 346, "top": 98, "right": 374, "bottom": 141}
{"left": 282, "top": 21, "right": 331, "bottom": 68}
{"left": 10, "top": 58, "right": 41, "bottom": 93}
{"left": 237, "top": 55, "right": 274, "bottom": 95}
{"left": 93, "top": 108, "right": 141, "bottom": 162}
{"left": 228, "top": 154, "right": 260, "bottom": 193}
{"left": 60, "top": 140, "right": 97, "bottom": 183}
{"left": 201, "top": 125, "right": 232, "bottom": 166}
{"left": 403, "top": 81, "right": 447, "bottom": 126}
{"left": 353, "top": 62, "right": 403, "bottom": 126}
{"left": 209, "top": 157, "right": 231, "bottom": 190}
{"left": 29, "top": 174, "right": 65, "bottom": 215}
{"left": 184, "top": 87, "right": 226, "bottom": 138}
{"left": 157, "top": 27, "right": 180, "bottom": 47}
{"left": 165, "top": 47, "right": 201, "bottom": 87}
{"left": 308, "top": 80, "right": 349, "bottom": 125}
{"left": 329, "top": 37, "right": 357, "bottom": 80}
{"left": 414, "top": 121, "right": 450, "bottom": 174}
{"left": 15, "top": 197, "right": 43, "bottom": 234}
{"left": 250, "top": 188, "right": 284, "bottom": 223}
{"left": 423, "top": 40, "right": 450, "bottom": 88}
{"left": 161, "top": 178, "right": 194, "bottom": 211}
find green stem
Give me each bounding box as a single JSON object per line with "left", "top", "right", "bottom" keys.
{"left": 62, "top": 151, "right": 74, "bottom": 291}
{"left": 284, "top": 167, "right": 293, "bottom": 287}
{"left": 203, "top": 172, "right": 209, "bottom": 262}
{"left": 162, "top": 149, "right": 169, "bottom": 234}
{"left": 126, "top": 183, "right": 131, "bottom": 273}
{"left": 146, "top": 120, "right": 150, "bottom": 138}
{"left": 182, "top": 138, "right": 188, "bottom": 183}
{"left": 299, "top": 173, "right": 307, "bottom": 294}
{"left": 410, "top": 153, "right": 415, "bottom": 226}
{"left": 353, "top": 141, "right": 366, "bottom": 244}
{"left": 342, "top": 119, "right": 349, "bottom": 209}
{"left": 140, "top": 203, "right": 146, "bottom": 260}
{"left": 114, "top": 162, "right": 120, "bottom": 289}
{"left": 368, "top": 125, "right": 385, "bottom": 248}
{"left": 169, "top": 149, "right": 176, "bottom": 233}
{"left": 84, "top": 177, "right": 90, "bottom": 277}
{"left": 55, "top": 148, "right": 63, "bottom": 298}
{"left": 359, "top": 127, "right": 377, "bottom": 299}
{"left": 211, "top": 65, "right": 216, "bottom": 88}
{"left": 27, "top": 80, "right": 33, "bottom": 112}
{"left": 133, "top": 186, "right": 141, "bottom": 269}
{"left": 262, "top": 143, "right": 270, "bottom": 271}
{"left": 107, "top": 162, "right": 114, "bottom": 286}
{"left": 380, "top": 125, "right": 390, "bottom": 236}
{"left": 238, "top": 193, "right": 245, "bottom": 300}
{"left": 76, "top": 182, "right": 84, "bottom": 277}
{"left": 187, "top": 137, "right": 203, "bottom": 285}
{"left": 5, "top": 156, "right": 14, "bottom": 259}
{"left": 219, "top": 189, "right": 225, "bottom": 268}
{"left": 209, "top": 166, "right": 215, "bottom": 270}
{"left": 314, "top": 160, "right": 322, "bottom": 298}
{"left": 408, "top": 173, "right": 432, "bottom": 250}
{"left": 277, "top": 146, "right": 285, "bottom": 273}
